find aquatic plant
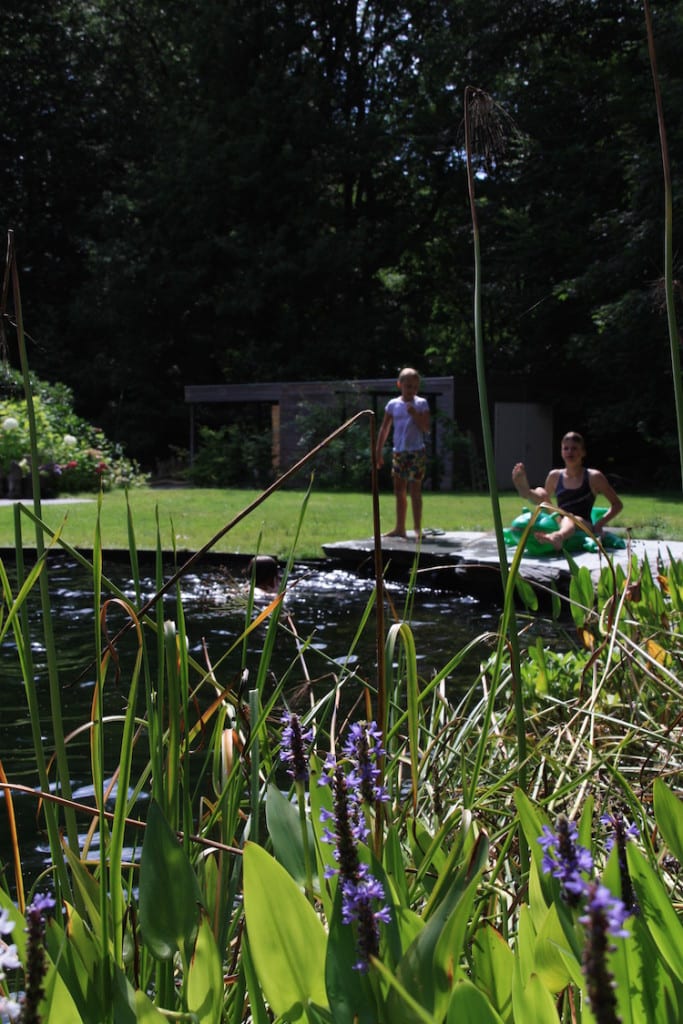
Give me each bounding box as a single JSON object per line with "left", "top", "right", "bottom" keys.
{"left": 3, "top": 240, "right": 683, "bottom": 1023}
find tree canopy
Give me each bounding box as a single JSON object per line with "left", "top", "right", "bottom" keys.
{"left": 1, "top": 0, "right": 681, "bottom": 482}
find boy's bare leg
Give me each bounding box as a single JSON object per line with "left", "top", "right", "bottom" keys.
{"left": 410, "top": 480, "right": 423, "bottom": 536}
{"left": 385, "top": 477, "right": 408, "bottom": 537}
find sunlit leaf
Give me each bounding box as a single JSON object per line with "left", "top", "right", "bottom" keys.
{"left": 139, "top": 799, "right": 202, "bottom": 960}
{"left": 627, "top": 842, "right": 683, "bottom": 982}
{"left": 447, "top": 979, "right": 505, "bottom": 1023}
{"left": 266, "top": 781, "right": 317, "bottom": 887}
{"left": 187, "top": 909, "right": 225, "bottom": 1024}
{"left": 243, "top": 841, "right": 329, "bottom": 1020}
{"left": 471, "top": 924, "right": 513, "bottom": 1021}
{"left": 653, "top": 778, "right": 683, "bottom": 865}
{"left": 511, "top": 961, "right": 561, "bottom": 1023}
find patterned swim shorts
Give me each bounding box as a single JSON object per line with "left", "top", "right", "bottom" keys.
{"left": 392, "top": 448, "right": 426, "bottom": 482}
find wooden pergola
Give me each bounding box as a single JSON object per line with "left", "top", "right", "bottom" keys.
{"left": 184, "top": 376, "right": 456, "bottom": 489}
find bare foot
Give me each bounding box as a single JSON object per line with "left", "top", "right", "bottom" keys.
{"left": 383, "top": 529, "right": 407, "bottom": 539}
{"left": 533, "top": 530, "right": 564, "bottom": 551}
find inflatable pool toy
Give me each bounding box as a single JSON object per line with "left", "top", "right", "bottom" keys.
{"left": 503, "top": 507, "right": 625, "bottom": 556}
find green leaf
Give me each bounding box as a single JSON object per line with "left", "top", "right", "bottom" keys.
{"left": 62, "top": 844, "right": 106, "bottom": 937}
{"left": 533, "top": 902, "right": 577, "bottom": 993}
{"left": 139, "top": 799, "right": 202, "bottom": 961}
{"left": 112, "top": 963, "right": 168, "bottom": 1023}
{"left": 627, "top": 842, "right": 683, "bottom": 982}
{"left": 609, "top": 914, "right": 677, "bottom": 1024}
{"left": 45, "top": 908, "right": 104, "bottom": 1020}
{"left": 653, "top": 778, "right": 683, "bottom": 866}
{"left": 187, "top": 909, "right": 225, "bottom": 1024}
{"left": 265, "top": 781, "right": 316, "bottom": 887}
{"left": 387, "top": 837, "right": 487, "bottom": 1023}
{"left": 243, "top": 841, "right": 329, "bottom": 1020}
{"left": 241, "top": 934, "right": 273, "bottom": 1024}
{"left": 515, "top": 577, "right": 538, "bottom": 611}
{"left": 568, "top": 564, "right": 594, "bottom": 628}
{"left": 514, "top": 788, "right": 553, "bottom": 904}
{"left": 511, "top": 962, "right": 561, "bottom": 1023}
{"left": 447, "top": 979, "right": 505, "bottom": 1023}
{"left": 35, "top": 945, "right": 84, "bottom": 1024}
{"left": 471, "top": 924, "right": 513, "bottom": 1022}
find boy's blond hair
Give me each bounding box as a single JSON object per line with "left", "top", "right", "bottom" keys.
{"left": 398, "top": 367, "right": 420, "bottom": 382}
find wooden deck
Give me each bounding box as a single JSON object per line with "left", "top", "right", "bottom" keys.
{"left": 322, "top": 530, "right": 683, "bottom": 598}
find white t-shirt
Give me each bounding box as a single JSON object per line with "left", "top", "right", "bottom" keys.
{"left": 385, "top": 395, "right": 429, "bottom": 452}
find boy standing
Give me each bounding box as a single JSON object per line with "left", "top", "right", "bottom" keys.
{"left": 375, "top": 367, "right": 431, "bottom": 538}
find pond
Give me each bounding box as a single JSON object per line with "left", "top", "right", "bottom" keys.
{"left": 0, "top": 550, "right": 566, "bottom": 889}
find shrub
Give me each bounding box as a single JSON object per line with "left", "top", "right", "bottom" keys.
{"left": 187, "top": 423, "right": 274, "bottom": 487}
{"left": 294, "top": 399, "right": 373, "bottom": 490}
{"left": 0, "top": 365, "right": 146, "bottom": 495}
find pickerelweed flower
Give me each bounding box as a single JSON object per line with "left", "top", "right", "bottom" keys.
{"left": 19, "top": 892, "right": 56, "bottom": 1024}
{"left": 538, "top": 815, "right": 594, "bottom": 904}
{"left": 579, "top": 881, "right": 630, "bottom": 1024}
{"left": 601, "top": 811, "right": 640, "bottom": 916}
{"left": 280, "top": 711, "right": 313, "bottom": 783}
{"left": 321, "top": 756, "right": 391, "bottom": 973}
{"left": 341, "top": 721, "right": 388, "bottom": 805}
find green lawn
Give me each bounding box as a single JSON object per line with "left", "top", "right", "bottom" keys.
{"left": 0, "top": 486, "right": 680, "bottom": 561}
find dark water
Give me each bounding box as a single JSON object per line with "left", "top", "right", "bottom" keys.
{"left": 0, "top": 551, "right": 546, "bottom": 888}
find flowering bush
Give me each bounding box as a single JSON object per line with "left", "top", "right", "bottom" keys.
{"left": 0, "top": 367, "right": 146, "bottom": 495}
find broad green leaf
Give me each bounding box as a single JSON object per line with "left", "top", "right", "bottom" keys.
{"left": 515, "top": 904, "right": 537, "bottom": 986}
{"left": 265, "top": 782, "right": 317, "bottom": 887}
{"left": 243, "top": 841, "right": 329, "bottom": 1020}
{"left": 511, "top": 961, "right": 561, "bottom": 1024}
{"left": 447, "top": 979, "right": 505, "bottom": 1023}
{"left": 112, "top": 963, "right": 167, "bottom": 1024}
{"left": 45, "top": 907, "right": 104, "bottom": 1020}
{"left": 568, "top": 564, "right": 594, "bottom": 628}
{"left": 432, "top": 876, "right": 480, "bottom": 1016}
{"left": 241, "top": 934, "right": 273, "bottom": 1024}
{"left": 653, "top": 778, "right": 683, "bottom": 866}
{"left": 471, "top": 924, "right": 513, "bottom": 1022}
{"left": 35, "top": 948, "right": 83, "bottom": 1024}
{"left": 187, "top": 909, "right": 225, "bottom": 1024}
{"left": 139, "top": 799, "right": 202, "bottom": 960}
{"left": 514, "top": 789, "right": 554, "bottom": 904}
{"left": 534, "top": 902, "right": 576, "bottom": 993}
{"left": 133, "top": 988, "right": 172, "bottom": 1022}
{"left": 515, "top": 577, "right": 538, "bottom": 612}
{"left": 627, "top": 842, "right": 683, "bottom": 982}
{"left": 609, "top": 914, "right": 675, "bottom": 1024}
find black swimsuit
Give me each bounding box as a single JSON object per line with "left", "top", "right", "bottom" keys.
{"left": 556, "top": 469, "right": 594, "bottom": 521}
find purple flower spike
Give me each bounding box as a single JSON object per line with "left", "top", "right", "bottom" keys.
{"left": 580, "top": 881, "right": 630, "bottom": 1024}
{"left": 600, "top": 811, "right": 640, "bottom": 916}
{"left": 280, "top": 712, "right": 313, "bottom": 783}
{"left": 538, "top": 816, "right": 593, "bottom": 905}
{"left": 342, "top": 721, "right": 388, "bottom": 805}
{"left": 319, "top": 743, "right": 392, "bottom": 972}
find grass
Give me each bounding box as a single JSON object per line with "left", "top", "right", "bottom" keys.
{"left": 0, "top": 485, "right": 680, "bottom": 560}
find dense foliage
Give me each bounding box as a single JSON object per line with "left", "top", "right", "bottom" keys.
{"left": 1, "top": 1, "right": 682, "bottom": 480}
{"left": 0, "top": 366, "right": 146, "bottom": 494}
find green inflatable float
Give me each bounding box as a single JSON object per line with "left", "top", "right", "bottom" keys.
{"left": 503, "top": 506, "right": 626, "bottom": 557}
